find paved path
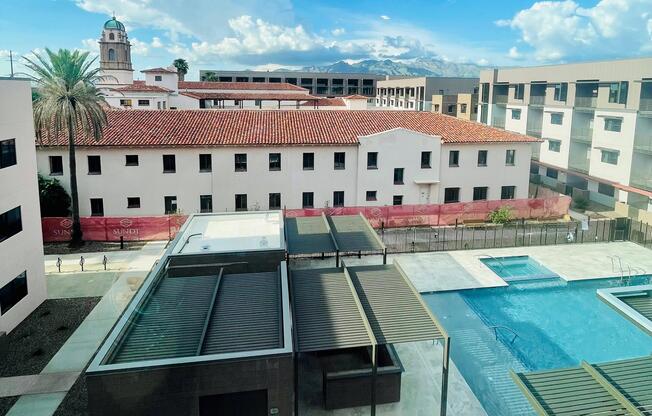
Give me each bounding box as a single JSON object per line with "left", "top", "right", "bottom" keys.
{"left": 6, "top": 241, "right": 167, "bottom": 416}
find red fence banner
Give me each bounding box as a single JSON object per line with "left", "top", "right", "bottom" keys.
{"left": 41, "top": 196, "right": 570, "bottom": 243}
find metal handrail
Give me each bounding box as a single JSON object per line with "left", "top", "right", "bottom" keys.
{"left": 491, "top": 325, "right": 520, "bottom": 344}
{"left": 478, "top": 254, "right": 507, "bottom": 270}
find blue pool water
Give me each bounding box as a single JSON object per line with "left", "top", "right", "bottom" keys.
{"left": 480, "top": 255, "right": 558, "bottom": 281}
{"left": 425, "top": 275, "right": 652, "bottom": 416}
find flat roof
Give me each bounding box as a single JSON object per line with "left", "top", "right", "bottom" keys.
{"left": 511, "top": 355, "right": 652, "bottom": 416}
{"left": 172, "top": 212, "right": 285, "bottom": 255}
{"left": 598, "top": 285, "right": 652, "bottom": 337}
{"left": 285, "top": 215, "right": 336, "bottom": 255}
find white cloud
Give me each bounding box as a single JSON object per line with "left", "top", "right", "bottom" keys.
{"left": 508, "top": 46, "right": 521, "bottom": 59}
{"left": 81, "top": 38, "right": 100, "bottom": 53}
{"left": 0, "top": 50, "right": 10, "bottom": 59}
{"left": 498, "top": 0, "right": 652, "bottom": 61}
{"left": 130, "top": 38, "right": 150, "bottom": 55}
{"left": 151, "top": 37, "right": 164, "bottom": 48}
{"left": 380, "top": 15, "right": 391, "bottom": 20}
{"left": 331, "top": 27, "right": 346, "bottom": 36}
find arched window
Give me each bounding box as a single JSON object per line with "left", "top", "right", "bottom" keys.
{"left": 108, "top": 48, "right": 115, "bottom": 61}
{"left": 109, "top": 33, "right": 115, "bottom": 40}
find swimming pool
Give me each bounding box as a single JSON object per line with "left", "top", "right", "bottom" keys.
{"left": 480, "top": 255, "right": 558, "bottom": 281}
{"left": 425, "top": 275, "right": 652, "bottom": 416}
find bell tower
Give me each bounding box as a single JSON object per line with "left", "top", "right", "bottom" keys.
{"left": 98, "top": 16, "right": 133, "bottom": 85}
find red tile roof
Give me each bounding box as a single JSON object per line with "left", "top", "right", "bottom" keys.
{"left": 112, "top": 81, "right": 172, "bottom": 93}
{"left": 301, "top": 97, "right": 346, "bottom": 107}
{"left": 40, "top": 110, "right": 541, "bottom": 148}
{"left": 141, "top": 67, "right": 177, "bottom": 73}
{"left": 179, "top": 92, "right": 319, "bottom": 101}
{"left": 343, "top": 95, "right": 368, "bottom": 100}
{"left": 178, "top": 81, "right": 307, "bottom": 92}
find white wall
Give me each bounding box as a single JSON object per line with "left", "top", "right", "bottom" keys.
{"left": 104, "top": 92, "right": 169, "bottom": 110}
{"left": 0, "top": 79, "right": 46, "bottom": 334}
{"left": 36, "top": 131, "right": 533, "bottom": 216}
{"left": 144, "top": 72, "right": 178, "bottom": 91}
{"left": 504, "top": 105, "right": 527, "bottom": 134}
{"left": 539, "top": 107, "right": 573, "bottom": 169}
{"left": 590, "top": 110, "right": 637, "bottom": 185}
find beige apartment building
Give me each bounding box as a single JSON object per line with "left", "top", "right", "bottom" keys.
{"left": 432, "top": 93, "right": 478, "bottom": 120}
{"left": 478, "top": 57, "right": 652, "bottom": 221}
{"left": 375, "top": 77, "right": 478, "bottom": 111}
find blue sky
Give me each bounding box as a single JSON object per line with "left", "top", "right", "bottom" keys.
{"left": 1, "top": 0, "right": 651, "bottom": 80}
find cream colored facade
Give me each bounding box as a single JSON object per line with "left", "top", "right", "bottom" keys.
{"left": 0, "top": 79, "right": 47, "bottom": 334}
{"left": 432, "top": 93, "right": 478, "bottom": 121}
{"left": 375, "top": 77, "right": 478, "bottom": 111}
{"left": 36, "top": 130, "right": 531, "bottom": 216}
{"left": 479, "top": 57, "right": 652, "bottom": 214}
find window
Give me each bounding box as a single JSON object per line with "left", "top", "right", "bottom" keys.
{"left": 269, "top": 193, "right": 281, "bottom": 210}
{"left": 604, "top": 118, "right": 622, "bottom": 132}
{"left": 393, "top": 195, "right": 403, "bottom": 206}
{"left": 333, "top": 191, "right": 344, "bottom": 207}
{"left": 501, "top": 186, "right": 516, "bottom": 200}
{"left": 481, "top": 82, "right": 490, "bottom": 102}
{"left": 601, "top": 149, "right": 619, "bottom": 165}
{"left": 505, "top": 149, "right": 516, "bottom": 166}
{"left": 302, "top": 192, "right": 314, "bottom": 209}
{"left": 154, "top": 75, "right": 162, "bottom": 81}
{"left": 393, "top": 168, "right": 404, "bottom": 185}
{"left": 546, "top": 168, "right": 559, "bottom": 179}
{"left": 444, "top": 188, "right": 460, "bottom": 203}
{"left": 460, "top": 103, "right": 467, "bottom": 113}
{"left": 254, "top": 99, "right": 262, "bottom": 106}
{"left": 598, "top": 182, "right": 615, "bottom": 197}
{"left": 235, "top": 194, "right": 247, "bottom": 211}
{"left": 90, "top": 198, "right": 104, "bottom": 216}
{"left": 434, "top": 104, "right": 440, "bottom": 112}
{"left": 269, "top": 153, "right": 281, "bottom": 171}
{"left": 608, "top": 82, "right": 628, "bottom": 104}
{"left": 125, "top": 155, "right": 138, "bottom": 166}
{"left": 164, "top": 196, "right": 177, "bottom": 214}
{"left": 447, "top": 104, "right": 455, "bottom": 113}
{"left": 0, "top": 271, "right": 28, "bottom": 316}
{"left": 127, "top": 197, "right": 140, "bottom": 208}
{"left": 366, "top": 191, "right": 377, "bottom": 201}
{"left": 0, "top": 206, "right": 22, "bottom": 242}
{"left": 49, "top": 155, "right": 63, "bottom": 175}
{"left": 162, "top": 154, "right": 176, "bottom": 173}
{"left": 108, "top": 33, "right": 115, "bottom": 40}
{"left": 302, "top": 153, "right": 314, "bottom": 170}
{"left": 511, "top": 109, "right": 521, "bottom": 120}
{"left": 548, "top": 140, "right": 561, "bottom": 152}
{"left": 0, "top": 139, "right": 16, "bottom": 169}
{"left": 550, "top": 113, "right": 563, "bottom": 125}
{"left": 421, "top": 151, "right": 432, "bottom": 168}
{"left": 514, "top": 83, "right": 524, "bottom": 100}
{"left": 88, "top": 155, "right": 101, "bottom": 174}
{"left": 200, "top": 195, "right": 213, "bottom": 213}
{"left": 473, "top": 187, "right": 488, "bottom": 201}
{"left": 553, "top": 83, "right": 568, "bottom": 101}
{"left": 199, "top": 154, "right": 212, "bottom": 172}
{"left": 137, "top": 99, "right": 150, "bottom": 106}
{"left": 477, "top": 150, "right": 488, "bottom": 167}
{"left": 119, "top": 99, "right": 132, "bottom": 107}
{"left": 235, "top": 154, "right": 247, "bottom": 172}
{"left": 449, "top": 150, "right": 459, "bottom": 167}
{"left": 108, "top": 48, "right": 115, "bottom": 61}
{"left": 334, "top": 152, "right": 345, "bottom": 170}
{"left": 367, "top": 152, "right": 378, "bottom": 169}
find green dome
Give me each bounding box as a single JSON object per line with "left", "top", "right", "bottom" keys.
{"left": 104, "top": 16, "right": 125, "bottom": 31}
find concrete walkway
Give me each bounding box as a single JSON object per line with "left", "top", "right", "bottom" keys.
{"left": 6, "top": 241, "right": 167, "bottom": 416}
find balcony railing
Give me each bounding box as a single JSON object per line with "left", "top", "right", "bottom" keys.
{"left": 640, "top": 98, "right": 652, "bottom": 112}
{"left": 494, "top": 94, "right": 508, "bottom": 105}
{"left": 531, "top": 143, "right": 541, "bottom": 160}
{"left": 529, "top": 95, "right": 545, "bottom": 106}
{"left": 634, "top": 135, "right": 652, "bottom": 153}
{"left": 575, "top": 96, "right": 597, "bottom": 108}
{"left": 630, "top": 173, "right": 652, "bottom": 192}
{"left": 526, "top": 127, "right": 542, "bottom": 138}
{"left": 492, "top": 117, "right": 506, "bottom": 129}
{"left": 571, "top": 127, "right": 593, "bottom": 143}
{"left": 568, "top": 153, "right": 590, "bottom": 173}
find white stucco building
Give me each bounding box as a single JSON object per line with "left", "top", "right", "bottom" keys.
{"left": 0, "top": 78, "right": 47, "bottom": 334}
{"left": 36, "top": 110, "right": 535, "bottom": 216}
{"left": 478, "top": 58, "right": 652, "bottom": 221}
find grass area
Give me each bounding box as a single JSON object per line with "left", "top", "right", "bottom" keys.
{"left": 44, "top": 241, "right": 148, "bottom": 255}
{"left": 0, "top": 298, "right": 100, "bottom": 377}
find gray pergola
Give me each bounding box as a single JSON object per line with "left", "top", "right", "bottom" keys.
{"left": 290, "top": 263, "right": 450, "bottom": 416}
{"left": 285, "top": 213, "right": 387, "bottom": 265}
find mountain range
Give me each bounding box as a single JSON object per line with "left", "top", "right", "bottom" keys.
{"left": 296, "top": 58, "right": 485, "bottom": 77}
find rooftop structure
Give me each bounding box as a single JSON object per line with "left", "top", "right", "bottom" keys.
{"left": 376, "top": 77, "right": 479, "bottom": 111}
{"left": 598, "top": 284, "right": 652, "bottom": 336}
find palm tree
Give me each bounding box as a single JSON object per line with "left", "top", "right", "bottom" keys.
{"left": 202, "top": 71, "right": 219, "bottom": 82}
{"left": 172, "top": 58, "right": 189, "bottom": 81}
{"left": 25, "top": 48, "right": 108, "bottom": 245}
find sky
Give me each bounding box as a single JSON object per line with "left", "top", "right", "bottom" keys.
{"left": 0, "top": 0, "right": 651, "bottom": 80}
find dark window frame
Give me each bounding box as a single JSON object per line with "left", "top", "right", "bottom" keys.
{"left": 477, "top": 150, "right": 488, "bottom": 167}
{"left": 90, "top": 198, "right": 104, "bottom": 216}
{"left": 235, "top": 153, "right": 247, "bottom": 172}
{"left": 393, "top": 168, "right": 404, "bottom": 185}
{"left": 0, "top": 206, "right": 22, "bottom": 243}
{"left": 334, "top": 152, "right": 346, "bottom": 170}
{"left": 501, "top": 186, "right": 516, "bottom": 200}
{"left": 444, "top": 187, "right": 460, "bottom": 204}
{"left": 505, "top": 149, "right": 516, "bottom": 166}
{"left": 302, "top": 192, "right": 314, "bottom": 209}
{"left": 366, "top": 191, "right": 377, "bottom": 201}
{"left": 127, "top": 197, "right": 141, "bottom": 209}
{"left": 269, "top": 153, "right": 282, "bottom": 171}
{"left": 125, "top": 155, "right": 139, "bottom": 166}
{"left": 87, "top": 155, "right": 101, "bottom": 175}
{"left": 421, "top": 151, "right": 432, "bottom": 169}
{"left": 367, "top": 152, "right": 378, "bottom": 169}
{"left": 473, "top": 186, "right": 488, "bottom": 201}
{"left": 164, "top": 196, "right": 178, "bottom": 215}
{"left": 0, "top": 138, "right": 17, "bottom": 169}
{"left": 392, "top": 195, "right": 403, "bottom": 206}
{"left": 333, "top": 191, "right": 344, "bottom": 207}
{"left": 303, "top": 153, "right": 314, "bottom": 170}
{"left": 137, "top": 99, "right": 150, "bottom": 106}
{"left": 449, "top": 150, "right": 460, "bottom": 167}
{"left": 235, "top": 194, "right": 248, "bottom": 211}
{"left": 269, "top": 193, "right": 281, "bottom": 210}
{"left": 200, "top": 195, "right": 213, "bottom": 213}
{"left": 162, "top": 154, "right": 176, "bottom": 173}
{"left": 49, "top": 155, "right": 64, "bottom": 175}
{"left": 199, "top": 154, "right": 212, "bottom": 172}
{"left": 0, "top": 271, "right": 28, "bottom": 316}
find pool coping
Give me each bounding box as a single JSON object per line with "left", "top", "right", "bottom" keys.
{"left": 596, "top": 284, "right": 652, "bottom": 337}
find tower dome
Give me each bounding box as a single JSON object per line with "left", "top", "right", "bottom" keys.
{"left": 103, "top": 16, "right": 126, "bottom": 31}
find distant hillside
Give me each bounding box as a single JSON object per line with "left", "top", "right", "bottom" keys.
{"left": 298, "top": 58, "right": 484, "bottom": 77}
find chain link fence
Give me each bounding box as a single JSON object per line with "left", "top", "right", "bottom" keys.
{"left": 379, "top": 218, "right": 625, "bottom": 254}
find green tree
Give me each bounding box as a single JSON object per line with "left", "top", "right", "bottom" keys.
{"left": 488, "top": 206, "right": 512, "bottom": 224}
{"left": 25, "top": 48, "right": 108, "bottom": 245}
{"left": 38, "top": 174, "right": 71, "bottom": 217}
{"left": 172, "top": 58, "right": 189, "bottom": 81}
{"left": 201, "top": 71, "right": 219, "bottom": 82}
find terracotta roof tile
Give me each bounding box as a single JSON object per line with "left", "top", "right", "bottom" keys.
{"left": 178, "top": 81, "right": 307, "bottom": 92}
{"left": 113, "top": 81, "right": 172, "bottom": 93}
{"left": 178, "top": 92, "right": 318, "bottom": 101}
{"left": 301, "top": 97, "right": 346, "bottom": 107}
{"left": 40, "top": 110, "right": 541, "bottom": 147}
{"left": 343, "top": 95, "right": 368, "bottom": 100}
{"left": 141, "top": 67, "right": 177, "bottom": 73}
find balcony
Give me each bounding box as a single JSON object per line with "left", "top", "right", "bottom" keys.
{"left": 494, "top": 94, "right": 508, "bottom": 105}
{"left": 568, "top": 143, "right": 591, "bottom": 174}
{"left": 634, "top": 134, "right": 652, "bottom": 154}
{"left": 570, "top": 127, "right": 593, "bottom": 144}
{"left": 531, "top": 142, "right": 541, "bottom": 160}
{"left": 529, "top": 95, "right": 545, "bottom": 106}
{"left": 526, "top": 127, "right": 542, "bottom": 138}
{"left": 640, "top": 98, "right": 652, "bottom": 112}
{"left": 575, "top": 96, "right": 597, "bottom": 108}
